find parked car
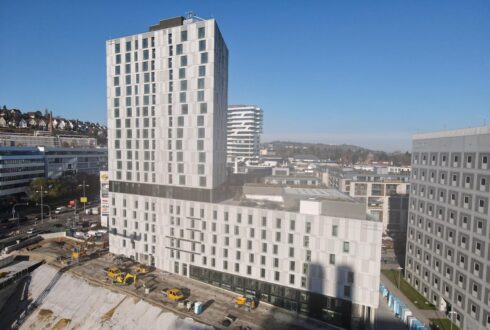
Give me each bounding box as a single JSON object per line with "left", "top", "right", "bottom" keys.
{"left": 54, "top": 206, "right": 69, "bottom": 214}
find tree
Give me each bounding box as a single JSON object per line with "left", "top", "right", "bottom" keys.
{"left": 2, "top": 105, "right": 6, "bottom": 110}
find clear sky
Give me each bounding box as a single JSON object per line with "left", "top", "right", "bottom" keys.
{"left": 1, "top": 1, "right": 489, "bottom": 151}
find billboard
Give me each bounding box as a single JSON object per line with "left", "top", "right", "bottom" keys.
{"left": 100, "top": 171, "right": 109, "bottom": 227}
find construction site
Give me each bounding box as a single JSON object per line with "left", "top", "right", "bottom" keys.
{"left": 0, "top": 233, "right": 336, "bottom": 330}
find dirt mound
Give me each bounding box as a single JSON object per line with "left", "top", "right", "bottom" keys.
{"left": 38, "top": 309, "right": 53, "bottom": 320}
{"left": 52, "top": 318, "right": 71, "bottom": 329}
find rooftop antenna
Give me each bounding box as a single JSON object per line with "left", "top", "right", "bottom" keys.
{"left": 185, "top": 11, "right": 205, "bottom": 21}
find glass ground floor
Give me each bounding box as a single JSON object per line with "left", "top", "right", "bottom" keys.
{"left": 189, "top": 265, "right": 357, "bottom": 329}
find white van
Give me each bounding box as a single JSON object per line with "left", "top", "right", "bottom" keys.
{"left": 54, "top": 206, "right": 69, "bottom": 214}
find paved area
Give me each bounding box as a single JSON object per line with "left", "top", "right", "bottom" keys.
{"left": 380, "top": 271, "right": 445, "bottom": 327}
{"left": 375, "top": 291, "right": 407, "bottom": 330}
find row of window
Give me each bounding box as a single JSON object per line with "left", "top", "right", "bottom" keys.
{"left": 413, "top": 152, "right": 489, "bottom": 170}
{"left": 114, "top": 27, "right": 206, "bottom": 54}
{"left": 411, "top": 170, "right": 489, "bottom": 191}
{"left": 410, "top": 194, "right": 489, "bottom": 217}
{"left": 407, "top": 241, "right": 485, "bottom": 278}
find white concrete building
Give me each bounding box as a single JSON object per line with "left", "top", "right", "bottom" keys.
{"left": 106, "top": 16, "right": 381, "bottom": 330}
{"left": 227, "top": 105, "right": 263, "bottom": 164}
{"left": 406, "top": 126, "right": 490, "bottom": 330}
{"left": 106, "top": 15, "right": 228, "bottom": 190}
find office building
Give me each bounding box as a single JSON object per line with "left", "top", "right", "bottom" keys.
{"left": 405, "top": 127, "right": 490, "bottom": 330}
{"left": 325, "top": 167, "right": 410, "bottom": 236}
{"left": 0, "top": 147, "right": 45, "bottom": 197}
{"left": 0, "top": 146, "right": 107, "bottom": 198}
{"left": 107, "top": 16, "right": 382, "bottom": 329}
{"left": 227, "top": 105, "right": 263, "bottom": 164}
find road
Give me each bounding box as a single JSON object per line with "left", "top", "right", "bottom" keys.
{"left": 0, "top": 203, "right": 101, "bottom": 238}
{"left": 375, "top": 291, "right": 408, "bottom": 330}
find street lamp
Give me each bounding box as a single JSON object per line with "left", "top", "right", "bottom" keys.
{"left": 448, "top": 310, "right": 457, "bottom": 330}
{"left": 12, "top": 202, "right": 29, "bottom": 228}
{"left": 37, "top": 204, "right": 52, "bottom": 221}
{"left": 396, "top": 266, "right": 403, "bottom": 288}
{"left": 35, "top": 185, "right": 48, "bottom": 224}
{"left": 78, "top": 180, "right": 90, "bottom": 213}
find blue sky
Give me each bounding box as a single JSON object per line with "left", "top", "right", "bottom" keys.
{"left": 1, "top": 1, "right": 489, "bottom": 151}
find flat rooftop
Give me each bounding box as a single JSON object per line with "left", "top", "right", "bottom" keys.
{"left": 222, "top": 184, "right": 371, "bottom": 220}
{"left": 413, "top": 126, "right": 490, "bottom": 140}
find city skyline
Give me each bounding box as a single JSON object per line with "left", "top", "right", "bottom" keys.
{"left": 1, "top": 1, "right": 489, "bottom": 151}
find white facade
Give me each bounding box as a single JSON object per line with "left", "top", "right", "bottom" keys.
{"left": 108, "top": 192, "right": 382, "bottom": 327}
{"left": 106, "top": 16, "right": 382, "bottom": 330}
{"left": 106, "top": 16, "right": 228, "bottom": 190}
{"left": 227, "top": 105, "right": 263, "bottom": 164}
{"left": 406, "top": 126, "right": 490, "bottom": 330}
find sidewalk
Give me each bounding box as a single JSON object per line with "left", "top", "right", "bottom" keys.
{"left": 380, "top": 272, "right": 446, "bottom": 327}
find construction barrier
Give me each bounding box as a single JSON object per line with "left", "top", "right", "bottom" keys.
{"left": 379, "top": 283, "right": 428, "bottom": 330}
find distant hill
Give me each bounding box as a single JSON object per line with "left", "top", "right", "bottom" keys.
{"left": 264, "top": 141, "right": 411, "bottom": 166}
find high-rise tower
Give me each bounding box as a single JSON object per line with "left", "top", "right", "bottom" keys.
{"left": 227, "top": 105, "right": 263, "bottom": 164}
{"left": 106, "top": 15, "right": 228, "bottom": 191}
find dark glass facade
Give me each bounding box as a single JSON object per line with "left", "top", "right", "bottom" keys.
{"left": 189, "top": 265, "right": 352, "bottom": 329}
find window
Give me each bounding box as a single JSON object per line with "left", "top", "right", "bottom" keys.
{"left": 329, "top": 254, "right": 335, "bottom": 265}
{"left": 180, "top": 30, "right": 187, "bottom": 42}
{"left": 197, "top": 90, "right": 204, "bottom": 101}
{"left": 344, "top": 286, "right": 351, "bottom": 298}
{"left": 180, "top": 55, "right": 187, "bottom": 66}
{"left": 332, "top": 225, "right": 338, "bottom": 237}
{"left": 343, "top": 242, "right": 350, "bottom": 253}
{"left": 198, "top": 65, "right": 206, "bottom": 77}
{"left": 201, "top": 52, "right": 208, "bottom": 64}
{"left": 200, "top": 103, "right": 207, "bottom": 113}
{"left": 199, "top": 39, "right": 206, "bottom": 51}
{"left": 198, "top": 27, "right": 205, "bottom": 38}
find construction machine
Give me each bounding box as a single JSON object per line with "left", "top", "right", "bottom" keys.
{"left": 234, "top": 295, "right": 258, "bottom": 311}
{"left": 162, "top": 288, "right": 185, "bottom": 301}
{"left": 106, "top": 267, "right": 122, "bottom": 280}
{"left": 116, "top": 273, "right": 137, "bottom": 286}
{"left": 71, "top": 236, "right": 97, "bottom": 261}
{"left": 135, "top": 264, "right": 150, "bottom": 274}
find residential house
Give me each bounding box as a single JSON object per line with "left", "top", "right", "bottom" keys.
{"left": 18, "top": 118, "right": 27, "bottom": 128}
{"left": 27, "top": 118, "right": 37, "bottom": 127}
{"left": 57, "top": 119, "right": 67, "bottom": 130}
{"left": 37, "top": 119, "right": 47, "bottom": 130}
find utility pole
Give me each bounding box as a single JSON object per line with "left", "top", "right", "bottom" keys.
{"left": 12, "top": 202, "right": 29, "bottom": 228}
{"left": 79, "top": 179, "right": 89, "bottom": 213}
{"left": 448, "top": 310, "right": 457, "bottom": 330}
{"left": 36, "top": 185, "right": 48, "bottom": 224}
{"left": 396, "top": 266, "right": 403, "bottom": 288}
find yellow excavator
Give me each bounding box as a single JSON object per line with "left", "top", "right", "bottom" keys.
{"left": 234, "top": 295, "right": 258, "bottom": 311}
{"left": 106, "top": 267, "right": 137, "bottom": 286}
{"left": 71, "top": 236, "right": 97, "bottom": 261}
